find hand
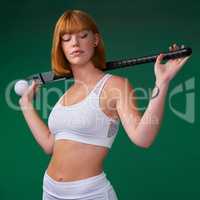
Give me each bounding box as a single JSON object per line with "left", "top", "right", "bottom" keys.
{"left": 154, "top": 43, "right": 191, "bottom": 86}
{"left": 19, "top": 80, "right": 41, "bottom": 107}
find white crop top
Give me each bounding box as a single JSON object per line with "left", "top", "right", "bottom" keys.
{"left": 48, "top": 73, "right": 120, "bottom": 148}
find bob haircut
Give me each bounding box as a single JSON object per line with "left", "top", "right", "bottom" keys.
{"left": 51, "top": 10, "right": 106, "bottom": 76}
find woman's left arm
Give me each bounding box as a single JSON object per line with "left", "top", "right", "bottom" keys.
{"left": 116, "top": 43, "right": 191, "bottom": 148}
{"left": 132, "top": 81, "right": 169, "bottom": 148}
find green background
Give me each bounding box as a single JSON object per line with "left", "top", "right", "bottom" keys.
{"left": 1, "top": 0, "right": 199, "bottom": 199}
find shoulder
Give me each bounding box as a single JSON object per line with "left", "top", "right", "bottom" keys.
{"left": 107, "top": 74, "right": 132, "bottom": 94}
{"left": 108, "top": 74, "right": 127, "bottom": 85}
{"left": 105, "top": 74, "right": 136, "bottom": 107}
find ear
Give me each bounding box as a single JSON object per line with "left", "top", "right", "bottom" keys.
{"left": 94, "top": 33, "right": 100, "bottom": 47}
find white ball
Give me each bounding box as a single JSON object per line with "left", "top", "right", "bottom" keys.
{"left": 14, "top": 80, "right": 29, "bottom": 96}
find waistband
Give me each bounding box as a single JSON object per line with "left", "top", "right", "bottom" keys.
{"left": 43, "top": 170, "right": 111, "bottom": 199}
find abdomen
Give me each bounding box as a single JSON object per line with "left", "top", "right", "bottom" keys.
{"left": 46, "top": 139, "right": 109, "bottom": 181}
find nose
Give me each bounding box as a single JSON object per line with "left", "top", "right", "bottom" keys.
{"left": 71, "top": 35, "right": 80, "bottom": 47}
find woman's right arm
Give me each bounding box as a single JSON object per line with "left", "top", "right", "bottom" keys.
{"left": 19, "top": 81, "right": 54, "bottom": 155}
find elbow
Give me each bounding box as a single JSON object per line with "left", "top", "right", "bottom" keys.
{"left": 135, "top": 140, "right": 152, "bottom": 149}
{"left": 43, "top": 145, "right": 53, "bottom": 155}
{"left": 44, "top": 148, "right": 53, "bottom": 155}
{"left": 132, "top": 132, "right": 155, "bottom": 149}
{"left": 43, "top": 135, "right": 54, "bottom": 155}
{"left": 138, "top": 143, "right": 151, "bottom": 149}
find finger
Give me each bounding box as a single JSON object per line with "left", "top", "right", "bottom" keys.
{"left": 174, "top": 43, "right": 182, "bottom": 51}
{"left": 173, "top": 57, "right": 189, "bottom": 73}
{"left": 169, "top": 43, "right": 176, "bottom": 52}
{"left": 173, "top": 43, "right": 177, "bottom": 49}
{"left": 174, "top": 43, "right": 181, "bottom": 50}
{"left": 169, "top": 44, "right": 177, "bottom": 60}
{"left": 155, "top": 53, "right": 164, "bottom": 65}
{"left": 27, "top": 80, "right": 38, "bottom": 94}
{"left": 29, "top": 80, "right": 35, "bottom": 87}
{"left": 179, "top": 56, "right": 190, "bottom": 66}
{"left": 169, "top": 46, "right": 172, "bottom": 51}
{"left": 175, "top": 58, "right": 182, "bottom": 63}
{"left": 31, "top": 80, "right": 40, "bottom": 90}
{"left": 32, "top": 80, "right": 38, "bottom": 86}
{"left": 35, "top": 84, "right": 41, "bottom": 93}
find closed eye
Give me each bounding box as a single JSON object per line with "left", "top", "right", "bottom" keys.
{"left": 61, "top": 35, "right": 71, "bottom": 42}
{"left": 62, "top": 38, "right": 70, "bottom": 42}
{"left": 80, "top": 33, "right": 88, "bottom": 39}
{"left": 61, "top": 32, "right": 88, "bottom": 42}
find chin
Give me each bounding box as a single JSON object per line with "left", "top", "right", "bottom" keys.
{"left": 70, "top": 58, "right": 91, "bottom": 67}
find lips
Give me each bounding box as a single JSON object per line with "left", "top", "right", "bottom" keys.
{"left": 70, "top": 49, "right": 84, "bottom": 55}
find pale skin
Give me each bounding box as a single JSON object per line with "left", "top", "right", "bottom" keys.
{"left": 19, "top": 29, "right": 190, "bottom": 181}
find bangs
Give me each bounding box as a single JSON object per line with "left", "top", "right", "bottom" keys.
{"left": 59, "top": 13, "right": 94, "bottom": 37}
{"left": 51, "top": 10, "right": 106, "bottom": 76}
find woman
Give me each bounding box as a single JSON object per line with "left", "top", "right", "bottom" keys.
{"left": 19, "top": 10, "right": 190, "bottom": 200}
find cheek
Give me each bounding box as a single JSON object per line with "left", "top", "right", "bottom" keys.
{"left": 61, "top": 44, "right": 71, "bottom": 59}
{"left": 61, "top": 43, "right": 68, "bottom": 54}
{"left": 84, "top": 46, "right": 95, "bottom": 60}
{"left": 83, "top": 40, "right": 95, "bottom": 54}
{"left": 83, "top": 35, "right": 95, "bottom": 48}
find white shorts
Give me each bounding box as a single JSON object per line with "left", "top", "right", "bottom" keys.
{"left": 42, "top": 170, "right": 118, "bottom": 200}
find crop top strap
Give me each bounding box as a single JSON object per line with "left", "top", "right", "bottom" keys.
{"left": 93, "top": 73, "right": 112, "bottom": 96}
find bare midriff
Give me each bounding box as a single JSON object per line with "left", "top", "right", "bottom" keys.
{"left": 46, "top": 139, "right": 109, "bottom": 182}
{"left": 46, "top": 74, "right": 120, "bottom": 182}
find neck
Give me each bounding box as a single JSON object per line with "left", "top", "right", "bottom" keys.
{"left": 70, "top": 61, "right": 105, "bottom": 85}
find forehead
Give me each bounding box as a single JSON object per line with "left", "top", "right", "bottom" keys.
{"left": 59, "top": 15, "right": 92, "bottom": 36}
{"left": 62, "top": 29, "right": 90, "bottom": 36}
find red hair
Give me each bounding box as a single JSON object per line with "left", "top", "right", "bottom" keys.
{"left": 51, "top": 10, "right": 106, "bottom": 76}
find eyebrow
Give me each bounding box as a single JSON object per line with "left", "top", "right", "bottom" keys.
{"left": 61, "top": 30, "right": 89, "bottom": 38}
